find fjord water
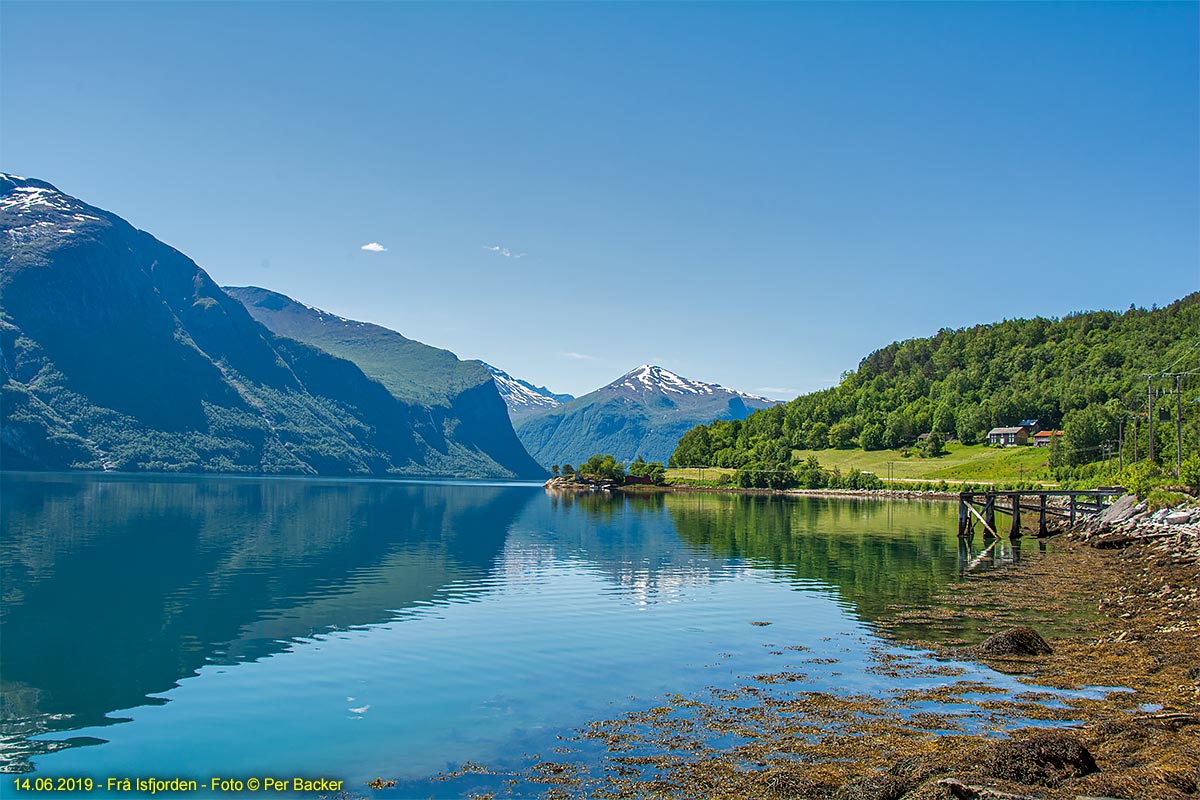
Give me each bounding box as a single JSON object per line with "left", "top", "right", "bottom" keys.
{"left": 4, "top": 474, "right": 999, "bottom": 794}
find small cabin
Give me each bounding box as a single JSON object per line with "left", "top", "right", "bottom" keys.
{"left": 987, "top": 426, "right": 1028, "bottom": 446}
{"left": 1032, "top": 430, "right": 1063, "bottom": 448}
{"left": 1019, "top": 419, "right": 1041, "bottom": 434}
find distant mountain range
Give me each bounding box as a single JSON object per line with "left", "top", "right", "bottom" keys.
{"left": 478, "top": 362, "right": 574, "bottom": 422}
{"left": 0, "top": 174, "right": 544, "bottom": 478}
{"left": 514, "top": 365, "right": 777, "bottom": 467}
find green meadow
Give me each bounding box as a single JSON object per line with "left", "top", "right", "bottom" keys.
{"left": 667, "top": 442, "right": 1067, "bottom": 487}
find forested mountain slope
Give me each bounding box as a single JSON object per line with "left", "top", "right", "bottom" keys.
{"left": 672, "top": 296, "right": 1199, "bottom": 469}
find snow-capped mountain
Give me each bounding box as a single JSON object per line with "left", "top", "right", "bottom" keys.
{"left": 478, "top": 362, "right": 574, "bottom": 422}
{"left": 606, "top": 365, "right": 772, "bottom": 404}
{"left": 0, "top": 173, "right": 545, "bottom": 478}
{"left": 514, "top": 364, "right": 778, "bottom": 467}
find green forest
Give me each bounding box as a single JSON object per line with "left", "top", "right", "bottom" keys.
{"left": 671, "top": 294, "right": 1200, "bottom": 487}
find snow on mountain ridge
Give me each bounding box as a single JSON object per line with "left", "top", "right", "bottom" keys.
{"left": 2, "top": 175, "right": 105, "bottom": 242}
{"left": 480, "top": 362, "right": 572, "bottom": 415}
{"left": 608, "top": 365, "right": 771, "bottom": 403}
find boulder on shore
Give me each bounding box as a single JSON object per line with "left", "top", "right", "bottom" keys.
{"left": 963, "top": 625, "right": 1052, "bottom": 657}
{"left": 978, "top": 731, "right": 1098, "bottom": 786}
{"left": 1094, "top": 493, "right": 1145, "bottom": 526}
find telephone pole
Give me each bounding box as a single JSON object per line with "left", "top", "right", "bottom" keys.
{"left": 1148, "top": 376, "right": 1155, "bottom": 462}
{"left": 1133, "top": 415, "right": 1138, "bottom": 462}
{"left": 1146, "top": 371, "right": 1193, "bottom": 475}
{"left": 1177, "top": 375, "right": 1184, "bottom": 476}
{"left": 1116, "top": 416, "right": 1124, "bottom": 471}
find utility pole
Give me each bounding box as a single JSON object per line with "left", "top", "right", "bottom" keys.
{"left": 1148, "top": 376, "right": 1155, "bottom": 462}
{"left": 1117, "top": 416, "right": 1124, "bottom": 471}
{"left": 1177, "top": 375, "right": 1184, "bottom": 476}
{"left": 1147, "top": 371, "right": 1192, "bottom": 473}
{"left": 1133, "top": 416, "right": 1139, "bottom": 463}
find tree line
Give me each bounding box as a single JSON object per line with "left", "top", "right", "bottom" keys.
{"left": 671, "top": 294, "right": 1199, "bottom": 475}
{"left": 552, "top": 454, "right": 666, "bottom": 485}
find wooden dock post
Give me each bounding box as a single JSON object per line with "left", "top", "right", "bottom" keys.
{"left": 952, "top": 488, "right": 1124, "bottom": 542}
{"left": 984, "top": 493, "right": 996, "bottom": 539}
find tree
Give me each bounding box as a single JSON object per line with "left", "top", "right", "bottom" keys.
{"left": 561, "top": 463, "right": 575, "bottom": 477}
{"left": 1061, "top": 405, "right": 1114, "bottom": 466}
{"left": 956, "top": 404, "right": 990, "bottom": 445}
{"left": 580, "top": 453, "right": 625, "bottom": 482}
{"left": 1180, "top": 453, "right": 1200, "bottom": 492}
{"left": 924, "top": 432, "right": 945, "bottom": 458}
{"left": 828, "top": 422, "right": 855, "bottom": 449}
{"left": 734, "top": 462, "right": 797, "bottom": 490}
{"left": 806, "top": 422, "right": 829, "bottom": 450}
{"left": 629, "top": 455, "right": 666, "bottom": 484}
{"left": 551, "top": 464, "right": 560, "bottom": 477}
{"left": 860, "top": 423, "right": 885, "bottom": 451}
{"left": 932, "top": 404, "right": 956, "bottom": 435}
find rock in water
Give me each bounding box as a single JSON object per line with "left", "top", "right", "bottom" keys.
{"left": 966, "top": 626, "right": 1052, "bottom": 657}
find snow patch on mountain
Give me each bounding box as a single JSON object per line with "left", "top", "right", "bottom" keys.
{"left": 480, "top": 362, "right": 573, "bottom": 417}
{"left": 609, "top": 365, "right": 771, "bottom": 403}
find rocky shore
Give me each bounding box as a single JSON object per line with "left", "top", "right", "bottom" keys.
{"left": 490, "top": 496, "right": 1200, "bottom": 800}
{"left": 1072, "top": 495, "right": 1200, "bottom": 559}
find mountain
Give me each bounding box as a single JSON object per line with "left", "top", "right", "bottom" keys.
{"left": 224, "top": 286, "right": 544, "bottom": 477}
{"left": 670, "top": 296, "right": 1200, "bottom": 471}
{"left": 0, "top": 173, "right": 544, "bottom": 478}
{"left": 514, "top": 365, "right": 777, "bottom": 467}
{"left": 478, "top": 361, "right": 574, "bottom": 422}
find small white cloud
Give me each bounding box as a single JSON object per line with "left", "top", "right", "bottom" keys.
{"left": 361, "top": 242, "right": 387, "bottom": 252}
{"left": 561, "top": 351, "right": 595, "bottom": 361}
{"left": 483, "top": 244, "right": 526, "bottom": 258}
{"left": 348, "top": 704, "right": 371, "bottom": 714}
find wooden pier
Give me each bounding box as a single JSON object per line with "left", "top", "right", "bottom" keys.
{"left": 958, "top": 488, "right": 1124, "bottom": 539}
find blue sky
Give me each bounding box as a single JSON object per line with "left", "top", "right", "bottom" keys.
{"left": 3, "top": 2, "right": 1197, "bottom": 398}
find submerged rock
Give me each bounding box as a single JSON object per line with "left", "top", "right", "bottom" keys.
{"left": 964, "top": 625, "right": 1052, "bottom": 657}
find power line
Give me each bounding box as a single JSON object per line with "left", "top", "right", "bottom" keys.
{"left": 1163, "top": 336, "right": 1200, "bottom": 372}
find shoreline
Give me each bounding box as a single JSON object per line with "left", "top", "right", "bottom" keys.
{"left": 546, "top": 477, "right": 960, "bottom": 501}
{"left": 495, "top": 499, "right": 1200, "bottom": 799}
{"left": 627, "top": 484, "right": 961, "bottom": 501}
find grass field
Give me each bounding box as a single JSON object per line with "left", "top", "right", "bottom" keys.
{"left": 666, "top": 443, "right": 1059, "bottom": 486}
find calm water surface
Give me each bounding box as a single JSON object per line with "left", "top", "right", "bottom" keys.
{"left": 2, "top": 473, "right": 1048, "bottom": 797}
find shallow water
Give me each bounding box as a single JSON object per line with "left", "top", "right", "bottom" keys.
{"left": 1, "top": 473, "right": 1068, "bottom": 797}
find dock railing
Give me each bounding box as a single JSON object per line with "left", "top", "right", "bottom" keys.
{"left": 958, "top": 488, "right": 1124, "bottom": 539}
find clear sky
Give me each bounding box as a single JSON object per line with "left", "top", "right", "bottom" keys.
{"left": 3, "top": 1, "right": 1197, "bottom": 398}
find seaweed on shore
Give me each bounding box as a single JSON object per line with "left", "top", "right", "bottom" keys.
{"left": 418, "top": 534, "right": 1199, "bottom": 799}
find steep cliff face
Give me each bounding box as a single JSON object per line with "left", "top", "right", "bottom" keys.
{"left": 0, "top": 174, "right": 542, "bottom": 478}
